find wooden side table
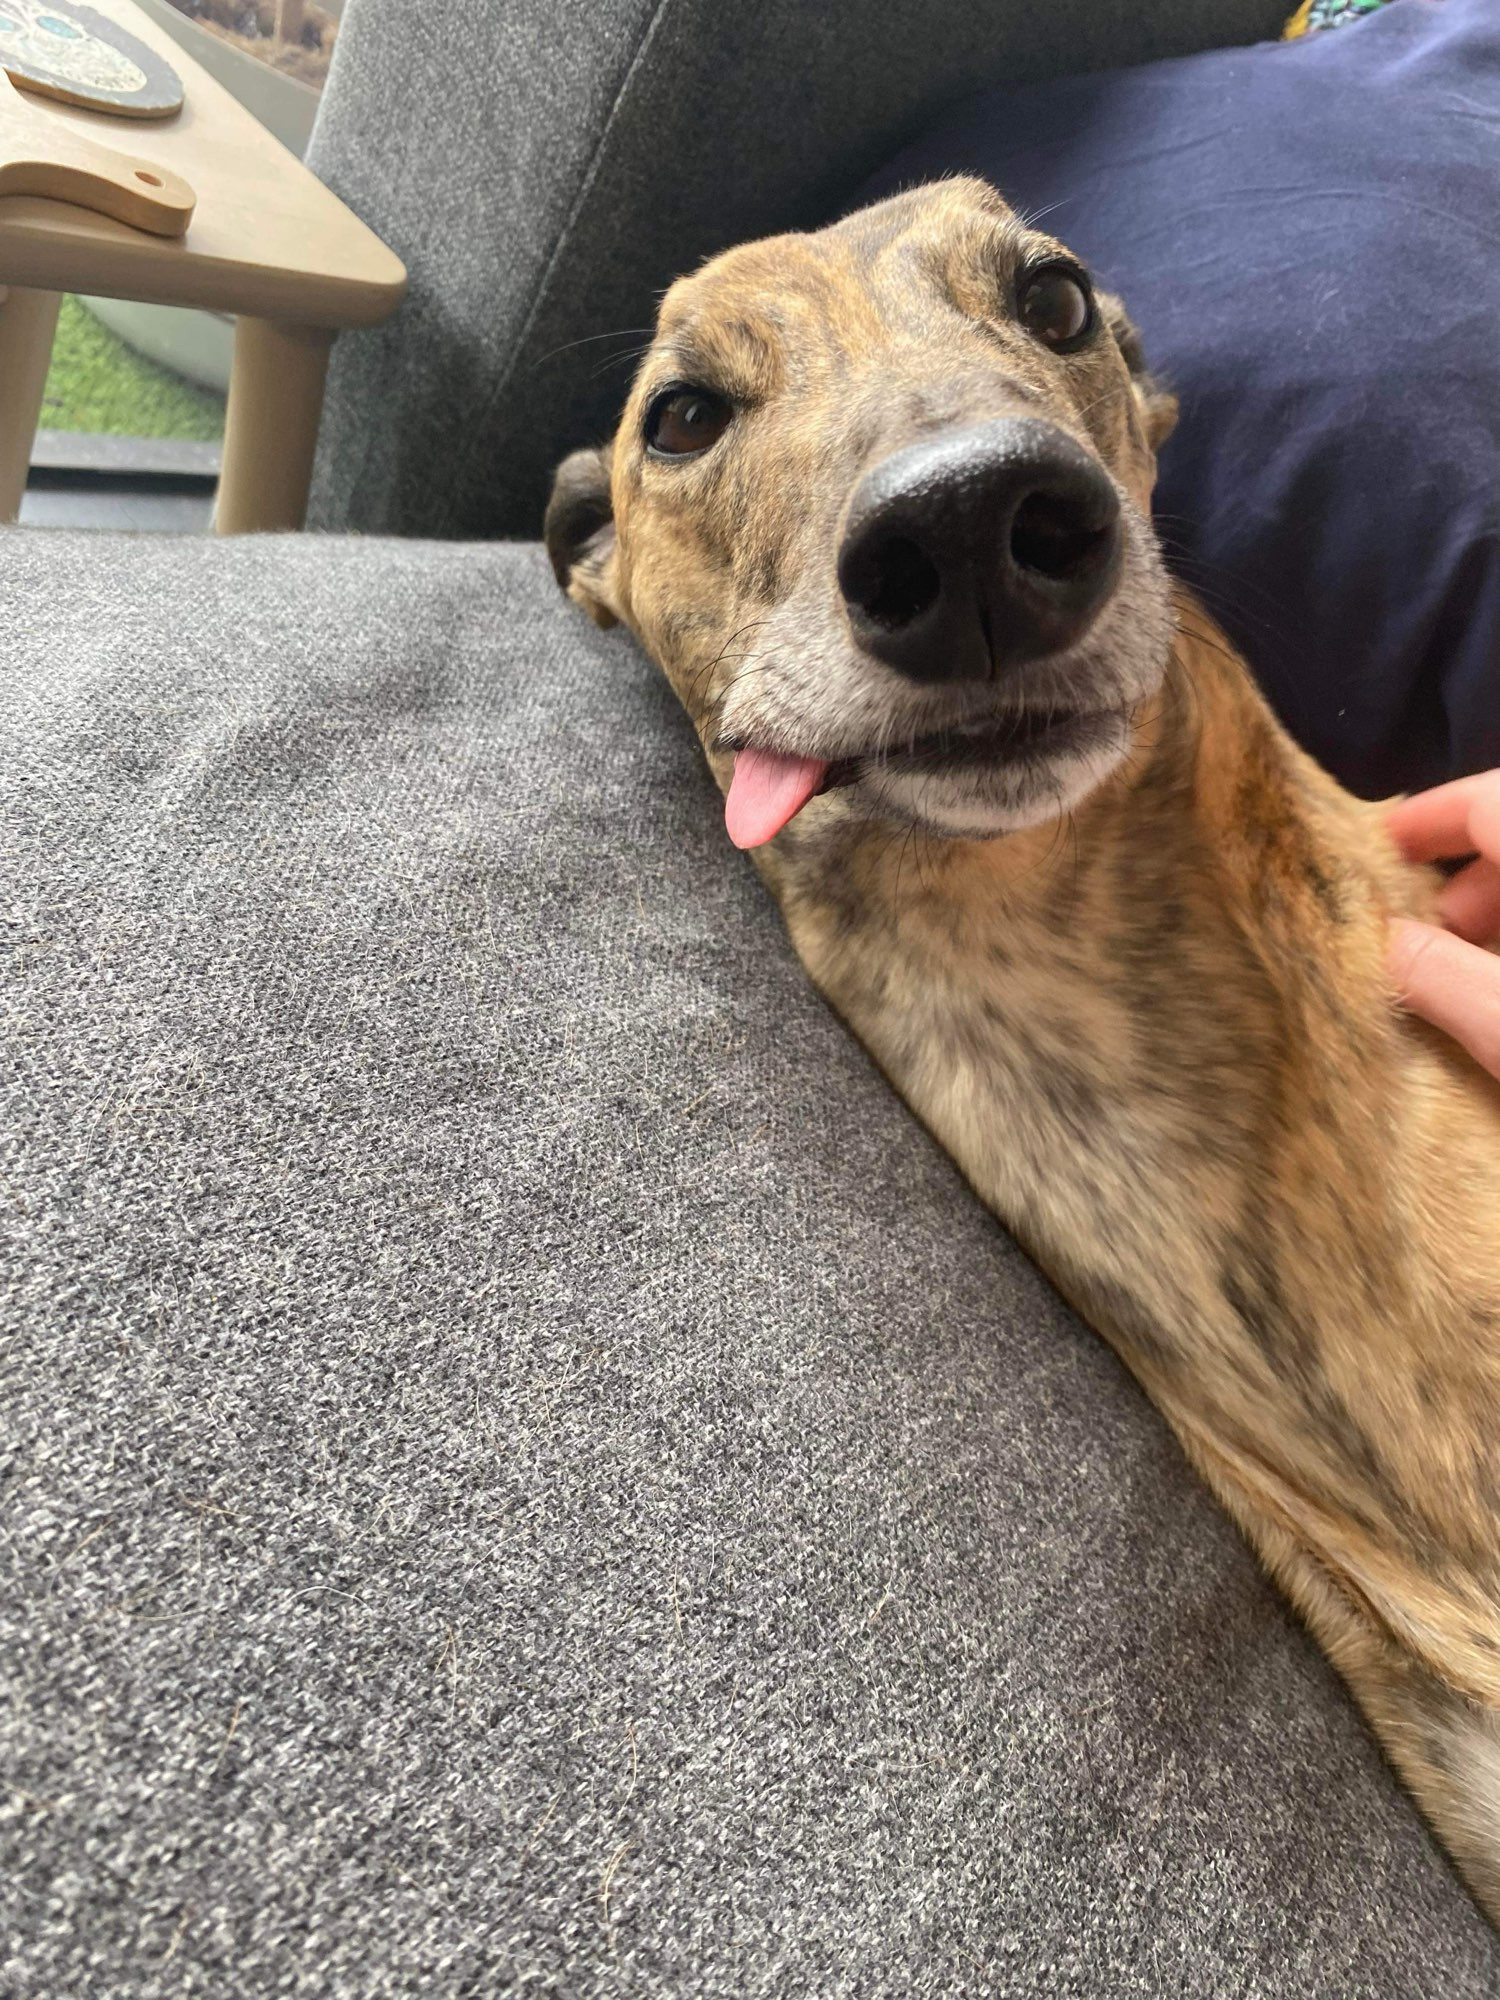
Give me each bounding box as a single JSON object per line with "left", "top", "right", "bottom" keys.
{"left": 0, "top": 0, "right": 406, "bottom": 530}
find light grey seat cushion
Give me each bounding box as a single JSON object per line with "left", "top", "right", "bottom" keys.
{"left": 306, "top": 0, "right": 1289, "bottom": 540}
{"left": 1, "top": 530, "right": 1494, "bottom": 1996}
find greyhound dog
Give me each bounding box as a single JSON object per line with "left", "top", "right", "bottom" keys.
{"left": 545, "top": 178, "right": 1500, "bottom": 1917}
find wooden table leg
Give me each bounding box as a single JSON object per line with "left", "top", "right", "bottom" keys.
{"left": 0, "top": 286, "right": 62, "bottom": 524}
{"left": 216, "top": 316, "right": 333, "bottom": 534}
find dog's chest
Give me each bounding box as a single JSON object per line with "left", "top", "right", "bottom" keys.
{"left": 798, "top": 900, "right": 1245, "bottom": 1343}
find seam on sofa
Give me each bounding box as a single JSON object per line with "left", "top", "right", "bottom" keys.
{"left": 438, "top": 0, "right": 678, "bottom": 538}
{"left": 312, "top": 6, "right": 425, "bottom": 539}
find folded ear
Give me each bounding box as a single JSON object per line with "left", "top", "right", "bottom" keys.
{"left": 545, "top": 445, "right": 620, "bottom": 628}
{"left": 1100, "top": 293, "right": 1178, "bottom": 452}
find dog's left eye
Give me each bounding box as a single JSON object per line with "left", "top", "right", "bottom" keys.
{"left": 1016, "top": 263, "right": 1095, "bottom": 351}
{"left": 645, "top": 386, "right": 733, "bottom": 458}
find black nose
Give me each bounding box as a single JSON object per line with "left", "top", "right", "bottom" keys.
{"left": 836, "top": 418, "right": 1122, "bottom": 683}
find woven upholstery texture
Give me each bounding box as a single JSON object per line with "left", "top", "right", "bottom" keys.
{"left": 1, "top": 531, "right": 1493, "bottom": 1994}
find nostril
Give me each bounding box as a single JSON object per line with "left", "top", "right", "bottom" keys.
{"left": 845, "top": 533, "right": 941, "bottom": 630}
{"left": 1010, "top": 492, "right": 1115, "bottom": 583}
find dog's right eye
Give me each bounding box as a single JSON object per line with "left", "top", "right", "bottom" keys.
{"left": 645, "top": 386, "right": 733, "bottom": 459}
{"left": 1016, "top": 262, "right": 1096, "bottom": 353}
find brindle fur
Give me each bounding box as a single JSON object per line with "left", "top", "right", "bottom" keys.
{"left": 547, "top": 179, "right": 1500, "bottom": 1916}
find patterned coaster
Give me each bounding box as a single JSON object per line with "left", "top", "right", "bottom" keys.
{"left": 0, "top": 0, "right": 183, "bottom": 117}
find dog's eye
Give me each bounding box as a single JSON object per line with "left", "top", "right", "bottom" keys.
{"left": 1016, "top": 264, "right": 1095, "bottom": 351}
{"left": 645, "top": 386, "right": 733, "bottom": 458}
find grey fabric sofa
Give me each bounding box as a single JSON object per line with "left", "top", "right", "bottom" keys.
{"left": 2, "top": 5, "right": 1496, "bottom": 1995}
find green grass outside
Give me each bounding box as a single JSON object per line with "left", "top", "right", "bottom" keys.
{"left": 40, "top": 295, "right": 225, "bottom": 442}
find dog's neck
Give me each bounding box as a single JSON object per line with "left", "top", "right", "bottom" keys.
{"left": 760, "top": 586, "right": 1500, "bottom": 1697}
{"left": 764, "top": 587, "right": 1411, "bottom": 1078}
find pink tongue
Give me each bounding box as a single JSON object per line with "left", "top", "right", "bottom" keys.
{"left": 725, "top": 746, "right": 831, "bottom": 849}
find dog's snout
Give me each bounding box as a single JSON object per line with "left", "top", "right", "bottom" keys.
{"left": 837, "top": 419, "right": 1122, "bottom": 683}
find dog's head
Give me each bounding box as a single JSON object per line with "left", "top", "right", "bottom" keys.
{"left": 547, "top": 177, "right": 1178, "bottom": 848}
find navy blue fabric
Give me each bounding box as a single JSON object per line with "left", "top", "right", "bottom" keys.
{"left": 859, "top": 0, "right": 1500, "bottom": 799}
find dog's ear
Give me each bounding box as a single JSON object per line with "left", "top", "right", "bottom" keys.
{"left": 545, "top": 445, "right": 620, "bottom": 628}
{"left": 1100, "top": 293, "right": 1178, "bottom": 452}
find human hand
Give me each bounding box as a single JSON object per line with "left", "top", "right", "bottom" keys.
{"left": 1386, "top": 772, "right": 1500, "bottom": 1080}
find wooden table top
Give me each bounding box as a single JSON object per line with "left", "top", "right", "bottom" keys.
{"left": 0, "top": 0, "right": 405, "bottom": 327}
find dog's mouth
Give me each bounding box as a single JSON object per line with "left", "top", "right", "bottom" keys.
{"left": 724, "top": 705, "right": 1116, "bottom": 849}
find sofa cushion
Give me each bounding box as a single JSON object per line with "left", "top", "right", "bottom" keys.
{"left": 860, "top": 0, "right": 1500, "bottom": 798}
{"left": 0, "top": 532, "right": 1494, "bottom": 1994}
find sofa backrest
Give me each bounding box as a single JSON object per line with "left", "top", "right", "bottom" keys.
{"left": 305, "top": 0, "right": 1288, "bottom": 541}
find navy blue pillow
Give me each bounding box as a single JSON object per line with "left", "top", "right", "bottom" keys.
{"left": 859, "top": 0, "right": 1500, "bottom": 798}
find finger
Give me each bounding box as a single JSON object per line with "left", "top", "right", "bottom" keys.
{"left": 1389, "top": 918, "right": 1500, "bottom": 1080}
{"left": 1386, "top": 771, "right": 1500, "bottom": 864}
{"left": 1470, "top": 782, "right": 1500, "bottom": 865}
{"left": 1436, "top": 855, "right": 1500, "bottom": 945}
